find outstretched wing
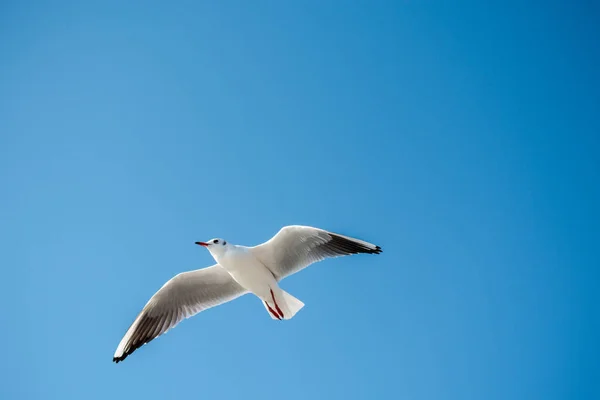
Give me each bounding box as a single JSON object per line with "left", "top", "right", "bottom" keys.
{"left": 113, "top": 264, "right": 246, "bottom": 363}
{"left": 250, "top": 225, "right": 382, "bottom": 281}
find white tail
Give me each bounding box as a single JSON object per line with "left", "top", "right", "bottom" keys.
{"left": 279, "top": 290, "right": 304, "bottom": 319}
{"left": 263, "top": 289, "right": 305, "bottom": 320}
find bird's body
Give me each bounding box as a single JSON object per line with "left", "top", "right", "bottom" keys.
{"left": 215, "top": 245, "right": 275, "bottom": 301}
{"left": 113, "top": 225, "right": 382, "bottom": 363}
{"left": 212, "top": 244, "right": 301, "bottom": 320}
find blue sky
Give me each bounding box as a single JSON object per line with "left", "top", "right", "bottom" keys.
{"left": 1, "top": 1, "right": 598, "bottom": 399}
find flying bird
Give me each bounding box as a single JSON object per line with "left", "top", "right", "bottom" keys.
{"left": 113, "top": 225, "right": 382, "bottom": 363}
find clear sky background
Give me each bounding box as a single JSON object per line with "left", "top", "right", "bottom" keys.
{"left": 1, "top": 1, "right": 598, "bottom": 399}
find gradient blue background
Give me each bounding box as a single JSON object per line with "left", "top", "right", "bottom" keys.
{"left": 1, "top": 1, "right": 598, "bottom": 399}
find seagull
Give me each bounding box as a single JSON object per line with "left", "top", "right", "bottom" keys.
{"left": 113, "top": 225, "right": 382, "bottom": 363}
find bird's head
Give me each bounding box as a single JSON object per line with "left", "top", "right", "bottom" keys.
{"left": 195, "top": 238, "right": 230, "bottom": 260}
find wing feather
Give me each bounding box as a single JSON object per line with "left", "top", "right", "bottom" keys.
{"left": 250, "top": 225, "right": 382, "bottom": 281}
{"left": 113, "top": 264, "right": 246, "bottom": 363}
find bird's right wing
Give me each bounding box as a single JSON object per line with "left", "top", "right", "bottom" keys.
{"left": 113, "top": 264, "right": 246, "bottom": 363}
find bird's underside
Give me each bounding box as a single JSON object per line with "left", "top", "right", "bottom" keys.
{"left": 113, "top": 225, "right": 382, "bottom": 363}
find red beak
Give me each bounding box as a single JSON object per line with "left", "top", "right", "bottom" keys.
{"left": 195, "top": 242, "right": 209, "bottom": 247}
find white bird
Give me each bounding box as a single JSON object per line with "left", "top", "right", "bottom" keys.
{"left": 113, "top": 225, "right": 382, "bottom": 363}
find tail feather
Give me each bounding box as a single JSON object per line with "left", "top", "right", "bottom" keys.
{"left": 263, "top": 289, "right": 304, "bottom": 320}
{"left": 279, "top": 290, "right": 304, "bottom": 319}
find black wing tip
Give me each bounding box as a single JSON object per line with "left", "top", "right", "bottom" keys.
{"left": 113, "top": 336, "right": 148, "bottom": 364}
{"left": 113, "top": 341, "right": 148, "bottom": 363}
{"left": 113, "top": 352, "right": 130, "bottom": 363}
{"left": 329, "top": 233, "right": 382, "bottom": 255}
{"left": 364, "top": 245, "right": 382, "bottom": 254}
{"left": 113, "top": 311, "right": 164, "bottom": 364}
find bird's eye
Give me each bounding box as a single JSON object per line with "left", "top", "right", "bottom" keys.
{"left": 223, "top": 241, "right": 227, "bottom": 245}
{"left": 214, "top": 239, "right": 219, "bottom": 244}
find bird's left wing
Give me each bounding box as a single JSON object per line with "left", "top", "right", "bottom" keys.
{"left": 250, "top": 225, "right": 382, "bottom": 281}
{"left": 113, "top": 264, "right": 246, "bottom": 363}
